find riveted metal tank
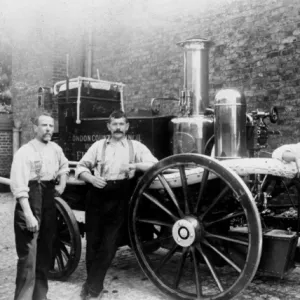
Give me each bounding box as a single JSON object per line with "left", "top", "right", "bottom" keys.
{"left": 172, "top": 115, "right": 214, "bottom": 154}
{"left": 171, "top": 36, "right": 214, "bottom": 155}
{"left": 214, "top": 89, "right": 247, "bottom": 159}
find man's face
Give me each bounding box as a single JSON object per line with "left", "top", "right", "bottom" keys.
{"left": 35, "top": 115, "right": 54, "bottom": 143}
{"left": 107, "top": 117, "right": 129, "bottom": 140}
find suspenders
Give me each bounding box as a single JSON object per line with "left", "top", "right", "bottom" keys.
{"left": 100, "top": 138, "right": 134, "bottom": 178}
{"left": 29, "top": 141, "right": 59, "bottom": 184}
{"left": 29, "top": 141, "right": 43, "bottom": 183}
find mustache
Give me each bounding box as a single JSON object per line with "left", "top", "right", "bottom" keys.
{"left": 113, "top": 130, "right": 124, "bottom": 134}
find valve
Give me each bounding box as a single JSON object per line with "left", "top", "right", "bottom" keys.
{"left": 269, "top": 106, "right": 279, "bottom": 123}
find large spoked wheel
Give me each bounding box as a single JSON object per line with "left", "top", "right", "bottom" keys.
{"left": 48, "top": 197, "right": 82, "bottom": 280}
{"left": 129, "top": 154, "right": 262, "bottom": 300}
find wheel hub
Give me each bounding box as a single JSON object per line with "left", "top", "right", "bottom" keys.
{"left": 172, "top": 216, "right": 200, "bottom": 247}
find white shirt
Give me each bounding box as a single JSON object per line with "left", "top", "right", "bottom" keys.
{"left": 272, "top": 143, "right": 300, "bottom": 161}
{"left": 10, "top": 139, "right": 69, "bottom": 199}
{"left": 75, "top": 138, "right": 158, "bottom": 180}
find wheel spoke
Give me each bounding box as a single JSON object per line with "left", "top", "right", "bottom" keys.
{"left": 194, "top": 169, "right": 209, "bottom": 214}
{"left": 59, "top": 235, "right": 72, "bottom": 247}
{"left": 203, "top": 240, "right": 241, "bottom": 273}
{"left": 191, "top": 246, "right": 202, "bottom": 299}
{"left": 153, "top": 227, "right": 161, "bottom": 236}
{"left": 155, "top": 242, "right": 179, "bottom": 273}
{"left": 173, "top": 247, "right": 188, "bottom": 288}
{"left": 195, "top": 244, "right": 224, "bottom": 292}
{"left": 205, "top": 211, "right": 245, "bottom": 227}
{"left": 205, "top": 232, "right": 249, "bottom": 246}
{"left": 60, "top": 242, "right": 71, "bottom": 259}
{"left": 56, "top": 249, "right": 65, "bottom": 270}
{"left": 142, "top": 234, "right": 172, "bottom": 245}
{"left": 58, "top": 226, "right": 71, "bottom": 246}
{"left": 200, "top": 186, "right": 230, "bottom": 220}
{"left": 143, "top": 192, "right": 179, "bottom": 221}
{"left": 57, "top": 213, "right": 64, "bottom": 228}
{"left": 136, "top": 217, "right": 173, "bottom": 228}
{"left": 158, "top": 174, "right": 185, "bottom": 218}
{"left": 178, "top": 165, "right": 190, "bottom": 214}
{"left": 141, "top": 235, "right": 172, "bottom": 253}
{"left": 60, "top": 240, "right": 72, "bottom": 247}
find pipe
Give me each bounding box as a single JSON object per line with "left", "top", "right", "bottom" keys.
{"left": 66, "top": 54, "right": 69, "bottom": 102}
{"left": 76, "top": 77, "right": 82, "bottom": 124}
{"left": 0, "top": 176, "right": 11, "bottom": 186}
{"left": 87, "top": 25, "right": 93, "bottom": 78}
{"left": 12, "top": 128, "right": 21, "bottom": 154}
{"left": 120, "top": 86, "right": 125, "bottom": 112}
{"left": 150, "top": 97, "right": 179, "bottom": 115}
{"left": 12, "top": 119, "right": 21, "bottom": 155}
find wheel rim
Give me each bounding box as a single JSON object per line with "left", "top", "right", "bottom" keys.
{"left": 129, "top": 154, "right": 262, "bottom": 300}
{"left": 49, "top": 197, "right": 81, "bottom": 280}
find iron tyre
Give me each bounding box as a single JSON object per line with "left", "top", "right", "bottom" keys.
{"left": 48, "top": 196, "right": 82, "bottom": 280}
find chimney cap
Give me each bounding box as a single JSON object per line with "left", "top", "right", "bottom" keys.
{"left": 177, "top": 35, "right": 211, "bottom": 48}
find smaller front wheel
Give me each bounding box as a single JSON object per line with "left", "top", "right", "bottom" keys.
{"left": 48, "top": 197, "right": 82, "bottom": 280}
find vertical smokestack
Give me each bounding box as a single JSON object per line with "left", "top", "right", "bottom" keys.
{"left": 177, "top": 36, "right": 210, "bottom": 116}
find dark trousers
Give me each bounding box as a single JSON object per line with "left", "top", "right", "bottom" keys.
{"left": 85, "top": 179, "right": 133, "bottom": 296}
{"left": 14, "top": 181, "right": 56, "bottom": 300}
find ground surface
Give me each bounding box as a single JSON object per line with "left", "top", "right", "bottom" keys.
{"left": 1, "top": 192, "right": 300, "bottom": 300}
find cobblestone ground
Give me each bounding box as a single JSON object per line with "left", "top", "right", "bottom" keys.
{"left": 1, "top": 192, "right": 300, "bottom": 300}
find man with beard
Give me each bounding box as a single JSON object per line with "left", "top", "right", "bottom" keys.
{"left": 10, "top": 112, "right": 69, "bottom": 300}
{"left": 75, "top": 110, "right": 158, "bottom": 300}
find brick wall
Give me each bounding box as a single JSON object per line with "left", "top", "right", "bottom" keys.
{"left": 8, "top": 0, "right": 300, "bottom": 150}
{"left": 0, "top": 130, "right": 12, "bottom": 176}
{"left": 88, "top": 0, "right": 300, "bottom": 147}
{"left": 0, "top": 8, "right": 13, "bottom": 177}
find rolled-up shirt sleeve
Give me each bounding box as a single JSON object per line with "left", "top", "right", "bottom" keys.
{"left": 75, "top": 141, "right": 100, "bottom": 179}
{"left": 10, "top": 147, "right": 31, "bottom": 199}
{"left": 135, "top": 141, "right": 158, "bottom": 163}
{"left": 272, "top": 143, "right": 300, "bottom": 161}
{"left": 56, "top": 146, "right": 70, "bottom": 177}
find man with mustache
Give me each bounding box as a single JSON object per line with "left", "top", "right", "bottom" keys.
{"left": 10, "top": 113, "right": 69, "bottom": 300}
{"left": 75, "top": 110, "right": 158, "bottom": 300}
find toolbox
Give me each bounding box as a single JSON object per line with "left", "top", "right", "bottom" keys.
{"left": 229, "top": 228, "right": 298, "bottom": 278}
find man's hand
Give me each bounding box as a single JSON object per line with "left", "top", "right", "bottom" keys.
{"left": 18, "top": 197, "right": 39, "bottom": 232}
{"left": 55, "top": 184, "right": 66, "bottom": 195}
{"left": 120, "top": 163, "right": 136, "bottom": 173}
{"left": 24, "top": 212, "right": 39, "bottom": 232}
{"left": 91, "top": 176, "right": 107, "bottom": 189}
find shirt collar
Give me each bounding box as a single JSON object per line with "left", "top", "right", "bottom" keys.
{"left": 32, "top": 138, "right": 50, "bottom": 148}
{"left": 107, "top": 137, "right": 127, "bottom": 147}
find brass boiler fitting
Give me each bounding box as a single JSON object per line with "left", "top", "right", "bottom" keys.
{"left": 179, "top": 89, "right": 192, "bottom": 115}
{"left": 177, "top": 36, "right": 211, "bottom": 116}
{"left": 214, "top": 89, "right": 247, "bottom": 159}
